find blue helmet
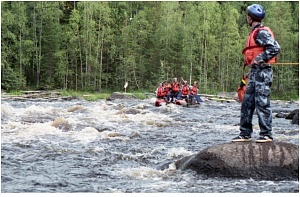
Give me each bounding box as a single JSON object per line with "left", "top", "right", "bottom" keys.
{"left": 247, "top": 4, "right": 265, "bottom": 21}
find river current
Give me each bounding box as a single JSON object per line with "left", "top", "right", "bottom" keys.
{"left": 1, "top": 97, "right": 299, "bottom": 193}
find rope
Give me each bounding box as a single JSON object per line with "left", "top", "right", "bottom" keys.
{"left": 272, "top": 63, "right": 299, "bottom": 65}
{"left": 258, "top": 62, "right": 299, "bottom": 66}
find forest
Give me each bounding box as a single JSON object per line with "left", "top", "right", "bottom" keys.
{"left": 1, "top": 1, "right": 299, "bottom": 99}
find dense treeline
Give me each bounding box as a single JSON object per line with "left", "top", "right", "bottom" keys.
{"left": 1, "top": 1, "right": 299, "bottom": 99}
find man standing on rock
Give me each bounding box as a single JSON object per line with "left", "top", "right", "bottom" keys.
{"left": 232, "top": 4, "right": 280, "bottom": 143}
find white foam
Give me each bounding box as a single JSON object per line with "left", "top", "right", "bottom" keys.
{"left": 167, "top": 147, "right": 194, "bottom": 158}
{"left": 24, "top": 105, "right": 57, "bottom": 116}
{"left": 1, "top": 121, "right": 61, "bottom": 143}
{"left": 1, "top": 103, "right": 14, "bottom": 117}
{"left": 119, "top": 166, "right": 165, "bottom": 180}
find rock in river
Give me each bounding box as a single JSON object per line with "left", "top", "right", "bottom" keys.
{"left": 175, "top": 142, "right": 299, "bottom": 181}
{"left": 106, "top": 92, "right": 137, "bottom": 101}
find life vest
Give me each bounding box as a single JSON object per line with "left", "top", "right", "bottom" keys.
{"left": 242, "top": 26, "right": 276, "bottom": 65}
{"left": 192, "top": 86, "right": 198, "bottom": 95}
{"left": 165, "top": 84, "right": 171, "bottom": 94}
{"left": 237, "top": 76, "right": 250, "bottom": 103}
{"left": 172, "top": 82, "right": 179, "bottom": 92}
{"left": 181, "top": 86, "right": 189, "bottom": 96}
{"left": 157, "top": 87, "right": 166, "bottom": 97}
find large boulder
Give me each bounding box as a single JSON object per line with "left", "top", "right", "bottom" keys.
{"left": 292, "top": 111, "right": 299, "bottom": 124}
{"left": 175, "top": 142, "right": 299, "bottom": 181}
{"left": 285, "top": 109, "right": 299, "bottom": 125}
{"left": 285, "top": 109, "right": 299, "bottom": 120}
{"left": 274, "top": 108, "right": 299, "bottom": 125}
{"left": 106, "top": 92, "right": 137, "bottom": 101}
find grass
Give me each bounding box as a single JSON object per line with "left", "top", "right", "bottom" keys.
{"left": 3, "top": 89, "right": 152, "bottom": 101}
{"left": 6, "top": 90, "right": 23, "bottom": 95}
{"left": 271, "top": 90, "right": 299, "bottom": 101}
{"left": 4, "top": 89, "right": 297, "bottom": 102}
{"left": 60, "top": 90, "right": 152, "bottom": 101}
{"left": 132, "top": 92, "right": 148, "bottom": 100}
{"left": 61, "top": 90, "right": 111, "bottom": 101}
{"left": 61, "top": 90, "right": 153, "bottom": 101}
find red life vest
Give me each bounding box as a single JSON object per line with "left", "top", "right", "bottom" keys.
{"left": 242, "top": 26, "right": 276, "bottom": 65}
{"left": 157, "top": 87, "right": 166, "bottom": 97}
{"left": 182, "top": 86, "right": 189, "bottom": 96}
{"left": 172, "top": 82, "right": 179, "bottom": 92}
{"left": 165, "top": 85, "right": 170, "bottom": 95}
{"left": 192, "top": 86, "right": 198, "bottom": 95}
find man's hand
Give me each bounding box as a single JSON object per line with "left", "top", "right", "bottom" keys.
{"left": 252, "top": 56, "right": 265, "bottom": 65}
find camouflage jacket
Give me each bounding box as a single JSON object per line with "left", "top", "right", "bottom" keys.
{"left": 252, "top": 23, "right": 281, "bottom": 64}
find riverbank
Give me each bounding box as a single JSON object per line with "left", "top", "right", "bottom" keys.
{"left": 1, "top": 90, "right": 149, "bottom": 101}
{"left": 0, "top": 90, "right": 245, "bottom": 102}
{"left": 1, "top": 90, "right": 299, "bottom": 113}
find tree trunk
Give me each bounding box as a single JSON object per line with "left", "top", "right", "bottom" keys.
{"left": 78, "top": 30, "right": 83, "bottom": 90}
{"left": 33, "top": 6, "right": 38, "bottom": 86}
{"left": 100, "top": 37, "right": 104, "bottom": 90}
{"left": 37, "top": 2, "right": 43, "bottom": 88}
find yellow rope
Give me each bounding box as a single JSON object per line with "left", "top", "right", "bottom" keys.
{"left": 272, "top": 63, "right": 299, "bottom": 65}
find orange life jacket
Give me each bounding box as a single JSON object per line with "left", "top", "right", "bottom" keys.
{"left": 172, "top": 82, "right": 179, "bottom": 92}
{"left": 242, "top": 26, "right": 276, "bottom": 65}
{"left": 165, "top": 85, "right": 171, "bottom": 95}
{"left": 192, "top": 86, "right": 198, "bottom": 95}
{"left": 182, "top": 86, "right": 189, "bottom": 96}
{"left": 157, "top": 87, "right": 166, "bottom": 97}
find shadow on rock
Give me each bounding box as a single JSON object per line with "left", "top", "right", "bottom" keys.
{"left": 175, "top": 142, "right": 299, "bottom": 181}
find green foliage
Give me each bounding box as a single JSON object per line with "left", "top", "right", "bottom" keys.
{"left": 1, "top": 65, "right": 26, "bottom": 91}
{"left": 60, "top": 90, "right": 111, "bottom": 101}
{"left": 1, "top": 1, "right": 298, "bottom": 100}
{"left": 132, "top": 92, "right": 147, "bottom": 100}
{"left": 7, "top": 90, "right": 23, "bottom": 95}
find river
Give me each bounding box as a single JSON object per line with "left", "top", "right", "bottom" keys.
{"left": 1, "top": 97, "right": 299, "bottom": 193}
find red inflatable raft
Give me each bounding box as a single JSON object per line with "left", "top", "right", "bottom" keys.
{"left": 155, "top": 99, "right": 189, "bottom": 107}
{"left": 155, "top": 99, "right": 167, "bottom": 107}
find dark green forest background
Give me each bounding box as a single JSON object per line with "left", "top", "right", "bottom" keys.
{"left": 1, "top": 1, "right": 299, "bottom": 99}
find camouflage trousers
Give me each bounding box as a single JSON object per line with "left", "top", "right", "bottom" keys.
{"left": 239, "top": 65, "right": 273, "bottom": 138}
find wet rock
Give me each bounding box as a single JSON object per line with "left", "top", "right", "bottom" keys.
{"left": 284, "top": 109, "right": 299, "bottom": 125}
{"left": 124, "top": 108, "right": 141, "bottom": 114}
{"left": 157, "top": 159, "right": 174, "bottom": 170}
{"left": 217, "top": 92, "right": 236, "bottom": 99}
{"left": 21, "top": 115, "right": 55, "bottom": 123}
{"left": 175, "top": 142, "right": 299, "bottom": 181}
{"left": 284, "top": 130, "right": 299, "bottom": 136}
{"left": 106, "top": 92, "right": 137, "bottom": 101}
{"left": 275, "top": 112, "right": 288, "bottom": 118}
{"left": 61, "top": 96, "right": 77, "bottom": 101}
{"left": 94, "top": 127, "right": 112, "bottom": 132}
{"left": 292, "top": 110, "right": 299, "bottom": 125}
{"left": 116, "top": 108, "right": 142, "bottom": 115}
{"left": 1, "top": 175, "right": 13, "bottom": 182}
{"left": 67, "top": 105, "right": 86, "bottom": 113}
{"left": 135, "top": 104, "right": 151, "bottom": 109}
{"left": 285, "top": 109, "right": 299, "bottom": 119}
{"left": 274, "top": 108, "right": 299, "bottom": 124}
{"left": 129, "top": 131, "right": 141, "bottom": 138}
{"left": 112, "top": 103, "right": 125, "bottom": 110}
{"left": 51, "top": 117, "right": 72, "bottom": 132}
{"left": 107, "top": 132, "right": 125, "bottom": 137}
{"left": 273, "top": 108, "right": 292, "bottom": 114}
